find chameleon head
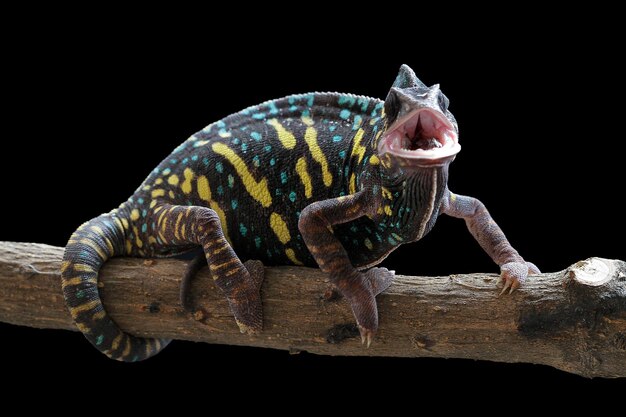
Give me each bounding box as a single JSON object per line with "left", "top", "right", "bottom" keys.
{"left": 378, "top": 65, "right": 460, "bottom": 168}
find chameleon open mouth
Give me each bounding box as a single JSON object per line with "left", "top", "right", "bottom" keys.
{"left": 378, "top": 108, "right": 460, "bottom": 167}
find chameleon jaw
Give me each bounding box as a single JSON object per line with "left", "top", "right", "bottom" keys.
{"left": 378, "top": 108, "right": 460, "bottom": 167}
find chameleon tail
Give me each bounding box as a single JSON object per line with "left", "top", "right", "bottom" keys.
{"left": 61, "top": 210, "right": 170, "bottom": 361}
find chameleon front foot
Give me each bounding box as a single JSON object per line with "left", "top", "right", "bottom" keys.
{"left": 499, "top": 261, "right": 541, "bottom": 295}
{"left": 335, "top": 267, "right": 395, "bottom": 347}
{"left": 226, "top": 259, "right": 265, "bottom": 334}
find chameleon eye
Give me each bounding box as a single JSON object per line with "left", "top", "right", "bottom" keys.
{"left": 438, "top": 92, "right": 449, "bottom": 112}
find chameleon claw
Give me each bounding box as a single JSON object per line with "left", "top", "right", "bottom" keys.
{"left": 361, "top": 333, "right": 366, "bottom": 345}
{"left": 366, "top": 334, "right": 372, "bottom": 348}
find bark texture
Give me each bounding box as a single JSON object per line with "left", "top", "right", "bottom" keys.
{"left": 1, "top": 241, "right": 625, "bottom": 378}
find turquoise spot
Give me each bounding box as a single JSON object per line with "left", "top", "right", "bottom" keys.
{"left": 339, "top": 191, "right": 345, "bottom": 196}
{"left": 266, "top": 249, "right": 273, "bottom": 258}
{"left": 288, "top": 96, "right": 296, "bottom": 105}
{"left": 289, "top": 105, "right": 298, "bottom": 112}
{"left": 268, "top": 102, "right": 279, "bottom": 115}
{"left": 96, "top": 335, "right": 104, "bottom": 346}
{"left": 228, "top": 175, "right": 235, "bottom": 188}
{"left": 344, "top": 166, "right": 349, "bottom": 177}
{"left": 141, "top": 224, "right": 147, "bottom": 233}
{"left": 156, "top": 237, "right": 163, "bottom": 244}
{"left": 153, "top": 167, "right": 160, "bottom": 174}
{"left": 202, "top": 124, "right": 213, "bottom": 133}
{"left": 352, "top": 115, "right": 362, "bottom": 130}
{"left": 252, "top": 113, "right": 266, "bottom": 120}
{"left": 231, "top": 200, "right": 238, "bottom": 210}
{"left": 352, "top": 239, "right": 359, "bottom": 246}
{"left": 270, "top": 158, "right": 276, "bottom": 166}
{"left": 329, "top": 125, "right": 337, "bottom": 132}
{"left": 357, "top": 98, "right": 368, "bottom": 112}
{"left": 241, "top": 143, "right": 248, "bottom": 152}
{"left": 191, "top": 154, "right": 199, "bottom": 161}
{"left": 241, "top": 126, "right": 248, "bottom": 131}
{"left": 132, "top": 355, "right": 139, "bottom": 362}
{"left": 253, "top": 156, "right": 261, "bottom": 167}
{"left": 232, "top": 138, "right": 240, "bottom": 145}
{"left": 217, "top": 121, "right": 225, "bottom": 127}
{"left": 152, "top": 222, "right": 156, "bottom": 230}
{"left": 365, "top": 226, "right": 372, "bottom": 233}
{"left": 350, "top": 225, "right": 358, "bottom": 233}
{"left": 215, "top": 162, "right": 224, "bottom": 173}
{"left": 301, "top": 109, "right": 310, "bottom": 118}
{"left": 289, "top": 191, "right": 297, "bottom": 203}
{"left": 375, "top": 233, "right": 383, "bottom": 242}
{"left": 182, "top": 157, "right": 189, "bottom": 164}
{"left": 332, "top": 135, "right": 342, "bottom": 142}
{"left": 339, "top": 109, "right": 350, "bottom": 120}
{"left": 275, "top": 188, "right": 282, "bottom": 196}
{"left": 338, "top": 150, "right": 346, "bottom": 159}
{"left": 305, "top": 94, "right": 314, "bottom": 107}
{"left": 142, "top": 209, "right": 147, "bottom": 217}
{"left": 338, "top": 95, "right": 356, "bottom": 107}
{"left": 255, "top": 236, "right": 262, "bottom": 249}
{"left": 251, "top": 131, "right": 262, "bottom": 141}
{"left": 264, "top": 145, "right": 272, "bottom": 152}
{"left": 241, "top": 108, "right": 251, "bottom": 115}
{"left": 280, "top": 172, "right": 288, "bottom": 184}
{"left": 239, "top": 223, "right": 248, "bottom": 237}
{"left": 137, "top": 198, "right": 144, "bottom": 204}
{"left": 76, "top": 290, "right": 85, "bottom": 299}
{"left": 202, "top": 157, "right": 210, "bottom": 166}
{"left": 388, "top": 236, "right": 397, "bottom": 245}
{"left": 217, "top": 185, "right": 224, "bottom": 195}
{"left": 170, "top": 159, "right": 177, "bottom": 164}
{"left": 162, "top": 168, "right": 171, "bottom": 175}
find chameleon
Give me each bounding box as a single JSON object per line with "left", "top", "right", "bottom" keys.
{"left": 61, "top": 64, "right": 539, "bottom": 361}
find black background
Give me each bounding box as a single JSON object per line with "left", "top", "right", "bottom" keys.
{"left": 2, "top": 7, "right": 624, "bottom": 407}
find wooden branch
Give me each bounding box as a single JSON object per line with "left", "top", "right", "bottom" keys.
{"left": 1, "top": 241, "right": 625, "bottom": 378}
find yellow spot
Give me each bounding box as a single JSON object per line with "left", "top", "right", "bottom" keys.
{"left": 384, "top": 205, "right": 392, "bottom": 216}
{"left": 195, "top": 140, "right": 210, "bottom": 147}
{"left": 377, "top": 207, "right": 383, "bottom": 215}
{"left": 111, "top": 333, "right": 123, "bottom": 351}
{"left": 167, "top": 190, "right": 174, "bottom": 199}
{"left": 148, "top": 236, "right": 157, "bottom": 245}
{"left": 149, "top": 200, "right": 157, "bottom": 208}
{"left": 122, "top": 338, "right": 132, "bottom": 358}
{"left": 285, "top": 248, "right": 303, "bottom": 265}
{"left": 212, "top": 143, "right": 272, "bottom": 208}
{"left": 60, "top": 261, "right": 71, "bottom": 273}
{"left": 197, "top": 175, "right": 231, "bottom": 243}
{"left": 92, "top": 310, "right": 106, "bottom": 320}
{"left": 351, "top": 128, "right": 367, "bottom": 164}
{"left": 142, "top": 185, "right": 151, "bottom": 191}
{"left": 349, "top": 173, "right": 357, "bottom": 195}
{"left": 381, "top": 107, "right": 386, "bottom": 117}
{"left": 301, "top": 115, "right": 314, "bottom": 126}
{"left": 295, "top": 157, "right": 313, "bottom": 198}
{"left": 219, "top": 130, "right": 232, "bottom": 138}
{"left": 267, "top": 119, "right": 296, "bottom": 149}
{"left": 369, "top": 154, "right": 380, "bottom": 165}
{"left": 69, "top": 300, "right": 100, "bottom": 319}
{"left": 181, "top": 168, "right": 194, "bottom": 194}
{"left": 168, "top": 174, "right": 179, "bottom": 185}
{"left": 76, "top": 322, "right": 90, "bottom": 333}
{"left": 155, "top": 178, "right": 163, "bottom": 185}
{"left": 270, "top": 212, "right": 291, "bottom": 244}
{"left": 130, "top": 209, "right": 140, "bottom": 221}
{"left": 381, "top": 187, "right": 393, "bottom": 200}
{"left": 304, "top": 127, "right": 332, "bottom": 187}
{"left": 391, "top": 233, "right": 403, "bottom": 242}
{"left": 450, "top": 192, "right": 457, "bottom": 203}
{"left": 364, "top": 238, "right": 373, "bottom": 250}
{"left": 121, "top": 218, "right": 129, "bottom": 230}
{"left": 151, "top": 189, "right": 165, "bottom": 198}
{"left": 125, "top": 239, "right": 132, "bottom": 254}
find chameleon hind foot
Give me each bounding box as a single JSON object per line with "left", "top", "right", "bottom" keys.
{"left": 334, "top": 267, "right": 395, "bottom": 347}
{"left": 221, "top": 259, "right": 265, "bottom": 335}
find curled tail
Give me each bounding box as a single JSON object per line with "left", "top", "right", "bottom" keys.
{"left": 61, "top": 210, "right": 170, "bottom": 361}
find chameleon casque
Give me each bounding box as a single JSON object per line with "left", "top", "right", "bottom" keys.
{"left": 62, "top": 65, "right": 539, "bottom": 361}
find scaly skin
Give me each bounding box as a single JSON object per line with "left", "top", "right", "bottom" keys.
{"left": 61, "top": 65, "right": 538, "bottom": 360}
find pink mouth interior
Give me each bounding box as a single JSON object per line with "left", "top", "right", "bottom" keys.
{"left": 379, "top": 109, "right": 460, "bottom": 160}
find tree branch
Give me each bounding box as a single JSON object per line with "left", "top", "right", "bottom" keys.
{"left": 1, "top": 241, "right": 625, "bottom": 378}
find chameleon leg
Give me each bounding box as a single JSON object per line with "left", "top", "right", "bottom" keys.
{"left": 151, "top": 204, "right": 264, "bottom": 333}
{"left": 441, "top": 191, "right": 540, "bottom": 294}
{"left": 298, "top": 191, "right": 394, "bottom": 346}
{"left": 62, "top": 210, "right": 170, "bottom": 361}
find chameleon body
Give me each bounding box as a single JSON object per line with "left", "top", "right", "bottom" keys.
{"left": 62, "top": 65, "right": 538, "bottom": 360}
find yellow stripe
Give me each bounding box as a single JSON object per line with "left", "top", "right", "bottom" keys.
{"left": 304, "top": 127, "right": 332, "bottom": 187}
{"left": 61, "top": 276, "right": 96, "bottom": 289}
{"left": 270, "top": 212, "right": 291, "bottom": 244}
{"left": 73, "top": 264, "right": 95, "bottom": 273}
{"left": 174, "top": 212, "right": 183, "bottom": 240}
{"left": 351, "top": 128, "right": 366, "bottom": 164}
{"left": 92, "top": 310, "right": 106, "bottom": 321}
{"left": 79, "top": 238, "right": 107, "bottom": 260}
{"left": 295, "top": 157, "right": 313, "bottom": 198}
{"left": 267, "top": 119, "right": 296, "bottom": 149}
{"left": 90, "top": 226, "right": 114, "bottom": 255}
{"left": 450, "top": 192, "right": 457, "bottom": 203}
{"left": 111, "top": 332, "right": 123, "bottom": 351}
{"left": 209, "top": 258, "right": 238, "bottom": 271}
{"left": 349, "top": 173, "right": 357, "bottom": 195}
{"left": 212, "top": 143, "right": 272, "bottom": 208}
{"left": 60, "top": 261, "right": 71, "bottom": 273}
{"left": 181, "top": 168, "right": 194, "bottom": 194}
{"left": 151, "top": 189, "right": 165, "bottom": 198}
{"left": 197, "top": 175, "right": 231, "bottom": 243}
{"left": 121, "top": 337, "right": 132, "bottom": 358}
{"left": 69, "top": 300, "right": 100, "bottom": 318}
{"left": 285, "top": 248, "right": 303, "bottom": 265}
